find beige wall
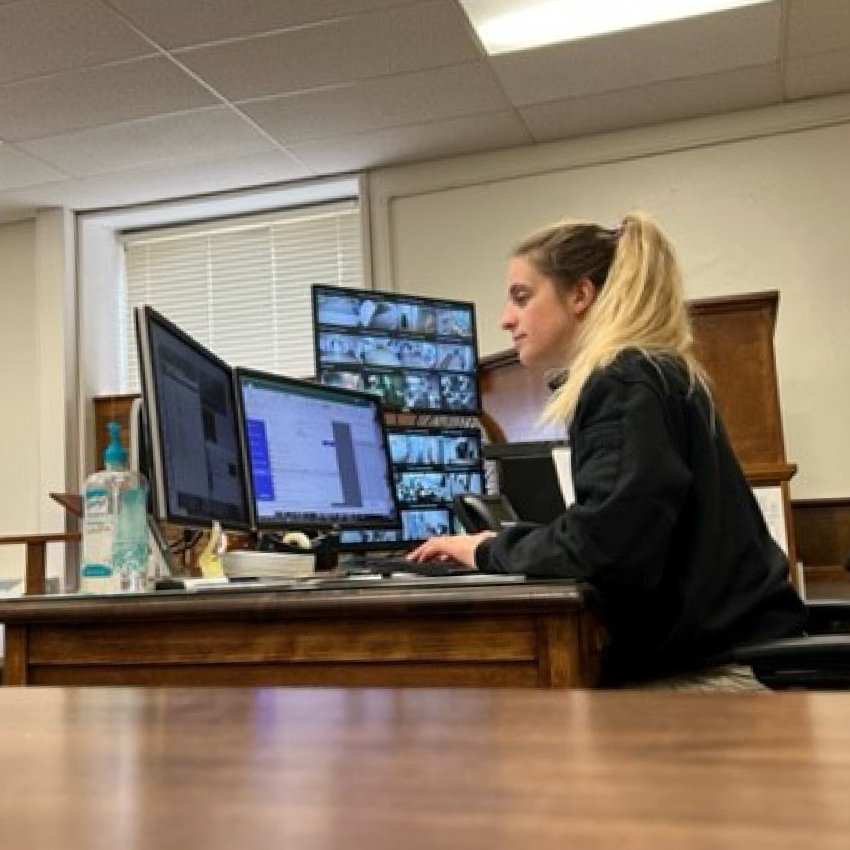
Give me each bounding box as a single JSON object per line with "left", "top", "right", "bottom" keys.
{"left": 369, "top": 96, "right": 850, "bottom": 499}
{"left": 0, "top": 211, "right": 76, "bottom": 585}
{"left": 0, "top": 220, "right": 39, "bottom": 580}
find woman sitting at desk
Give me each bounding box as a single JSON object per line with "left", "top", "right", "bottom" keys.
{"left": 409, "top": 212, "right": 805, "bottom": 691}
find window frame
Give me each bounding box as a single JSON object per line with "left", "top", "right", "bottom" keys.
{"left": 76, "top": 175, "right": 371, "bottom": 478}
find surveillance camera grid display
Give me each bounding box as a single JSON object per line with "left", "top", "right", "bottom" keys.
{"left": 340, "top": 427, "right": 485, "bottom": 550}
{"left": 313, "top": 284, "right": 480, "bottom": 414}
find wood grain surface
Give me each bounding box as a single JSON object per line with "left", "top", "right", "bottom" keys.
{"left": 0, "top": 581, "right": 602, "bottom": 689}
{"left": 1, "top": 687, "right": 849, "bottom": 850}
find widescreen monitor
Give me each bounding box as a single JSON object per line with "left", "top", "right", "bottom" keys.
{"left": 340, "top": 426, "right": 485, "bottom": 550}
{"left": 312, "top": 284, "right": 481, "bottom": 414}
{"left": 134, "top": 305, "right": 251, "bottom": 531}
{"left": 234, "top": 368, "right": 401, "bottom": 532}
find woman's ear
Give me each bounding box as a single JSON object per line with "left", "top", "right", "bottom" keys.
{"left": 571, "top": 277, "right": 599, "bottom": 318}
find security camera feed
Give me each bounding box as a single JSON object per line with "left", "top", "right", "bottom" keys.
{"left": 313, "top": 284, "right": 480, "bottom": 414}
{"left": 340, "top": 426, "right": 485, "bottom": 550}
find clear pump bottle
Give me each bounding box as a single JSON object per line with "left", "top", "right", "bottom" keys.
{"left": 81, "top": 421, "right": 150, "bottom": 593}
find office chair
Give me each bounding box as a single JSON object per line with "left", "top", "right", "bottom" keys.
{"left": 734, "top": 598, "right": 850, "bottom": 690}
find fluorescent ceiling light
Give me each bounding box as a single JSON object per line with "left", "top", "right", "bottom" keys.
{"left": 460, "top": 0, "right": 775, "bottom": 55}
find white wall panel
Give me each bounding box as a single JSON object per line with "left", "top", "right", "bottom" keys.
{"left": 371, "top": 112, "right": 850, "bottom": 498}
{"left": 0, "top": 219, "right": 38, "bottom": 582}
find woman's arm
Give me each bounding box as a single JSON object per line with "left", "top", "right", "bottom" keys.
{"left": 477, "top": 367, "right": 693, "bottom": 585}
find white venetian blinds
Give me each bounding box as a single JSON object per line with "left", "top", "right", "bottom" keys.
{"left": 121, "top": 199, "right": 363, "bottom": 390}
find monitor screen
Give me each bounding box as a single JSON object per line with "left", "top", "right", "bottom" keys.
{"left": 312, "top": 284, "right": 481, "bottom": 414}
{"left": 234, "top": 368, "right": 401, "bottom": 531}
{"left": 340, "top": 426, "right": 485, "bottom": 550}
{"left": 134, "top": 306, "right": 251, "bottom": 530}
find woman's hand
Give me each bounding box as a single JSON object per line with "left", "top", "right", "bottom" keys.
{"left": 406, "top": 531, "right": 496, "bottom": 568}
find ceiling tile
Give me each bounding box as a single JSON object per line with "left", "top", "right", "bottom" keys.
{"left": 174, "top": 1, "right": 483, "bottom": 101}
{"left": 0, "top": 144, "right": 68, "bottom": 190}
{"left": 4, "top": 0, "right": 850, "bottom": 223}
{"left": 786, "top": 48, "right": 850, "bottom": 99}
{"left": 240, "top": 62, "right": 511, "bottom": 144}
{"left": 0, "top": 58, "right": 218, "bottom": 142}
{"left": 491, "top": 3, "right": 781, "bottom": 106}
{"left": 787, "top": 0, "right": 850, "bottom": 58}
{"left": 17, "top": 108, "right": 278, "bottom": 177}
{"left": 59, "top": 151, "right": 312, "bottom": 207}
{"left": 0, "top": 151, "right": 311, "bottom": 215}
{"left": 107, "top": 0, "right": 422, "bottom": 49}
{"left": 521, "top": 65, "right": 782, "bottom": 142}
{"left": 288, "top": 111, "right": 531, "bottom": 173}
{"left": 0, "top": 176, "right": 127, "bottom": 214}
{"left": 0, "top": 0, "right": 155, "bottom": 85}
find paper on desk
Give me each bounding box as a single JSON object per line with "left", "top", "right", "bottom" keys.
{"left": 752, "top": 485, "right": 788, "bottom": 554}
{"left": 552, "top": 447, "right": 576, "bottom": 508}
{"left": 198, "top": 521, "right": 226, "bottom": 578}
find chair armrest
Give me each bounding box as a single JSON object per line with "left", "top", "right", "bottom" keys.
{"left": 735, "top": 635, "right": 850, "bottom": 665}
{"left": 0, "top": 533, "right": 81, "bottom": 595}
{"left": 805, "top": 600, "right": 850, "bottom": 634}
{"left": 734, "top": 635, "right": 850, "bottom": 690}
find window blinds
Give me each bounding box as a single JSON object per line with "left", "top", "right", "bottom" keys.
{"left": 121, "top": 199, "right": 363, "bottom": 391}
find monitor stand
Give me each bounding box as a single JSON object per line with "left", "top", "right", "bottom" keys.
{"left": 148, "top": 515, "right": 175, "bottom": 579}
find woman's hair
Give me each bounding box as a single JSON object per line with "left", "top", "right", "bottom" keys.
{"left": 512, "top": 211, "right": 708, "bottom": 423}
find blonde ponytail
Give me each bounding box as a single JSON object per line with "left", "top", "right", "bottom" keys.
{"left": 515, "top": 212, "right": 709, "bottom": 423}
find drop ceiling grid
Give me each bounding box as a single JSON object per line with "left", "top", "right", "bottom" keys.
{"left": 1, "top": 0, "right": 850, "bottom": 220}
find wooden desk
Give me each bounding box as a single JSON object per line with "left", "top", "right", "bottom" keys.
{"left": 2, "top": 686, "right": 850, "bottom": 850}
{"left": 0, "top": 579, "right": 603, "bottom": 688}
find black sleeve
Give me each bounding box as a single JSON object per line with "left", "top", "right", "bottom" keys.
{"left": 477, "top": 368, "right": 693, "bottom": 588}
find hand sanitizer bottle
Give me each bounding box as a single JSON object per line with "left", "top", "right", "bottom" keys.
{"left": 81, "top": 421, "right": 150, "bottom": 593}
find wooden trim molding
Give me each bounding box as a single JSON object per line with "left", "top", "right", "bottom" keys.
{"left": 688, "top": 290, "right": 778, "bottom": 325}
{"left": 744, "top": 463, "right": 798, "bottom": 485}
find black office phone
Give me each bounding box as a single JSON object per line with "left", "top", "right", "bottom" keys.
{"left": 452, "top": 493, "right": 520, "bottom": 533}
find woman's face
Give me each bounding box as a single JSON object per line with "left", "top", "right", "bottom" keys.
{"left": 501, "top": 255, "right": 590, "bottom": 370}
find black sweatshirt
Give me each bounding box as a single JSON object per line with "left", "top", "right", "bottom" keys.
{"left": 475, "top": 350, "right": 806, "bottom": 685}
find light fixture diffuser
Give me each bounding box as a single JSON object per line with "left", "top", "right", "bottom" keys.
{"left": 460, "top": 0, "right": 776, "bottom": 55}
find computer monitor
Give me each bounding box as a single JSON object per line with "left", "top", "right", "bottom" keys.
{"left": 483, "top": 441, "right": 568, "bottom": 525}
{"left": 234, "top": 367, "right": 401, "bottom": 532}
{"left": 134, "top": 305, "right": 252, "bottom": 531}
{"left": 312, "top": 284, "right": 481, "bottom": 414}
{"left": 340, "top": 426, "right": 485, "bottom": 550}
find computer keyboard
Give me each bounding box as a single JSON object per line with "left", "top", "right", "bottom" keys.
{"left": 343, "top": 556, "right": 475, "bottom": 578}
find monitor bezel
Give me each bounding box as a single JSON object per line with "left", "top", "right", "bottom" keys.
{"left": 311, "top": 283, "right": 482, "bottom": 417}
{"left": 338, "top": 424, "right": 485, "bottom": 552}
{"left": 134, "top": 304, "right": 253, "bottom": 532}
{"left": 233, "top": 366, "right": 402, "bottom": 533}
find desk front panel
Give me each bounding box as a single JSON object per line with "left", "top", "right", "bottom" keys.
{"left": 22, "top": 613, "right": 540, "bottom": 687}
{"left": 1, "top": 582, "right": 602, "bottom": 688}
